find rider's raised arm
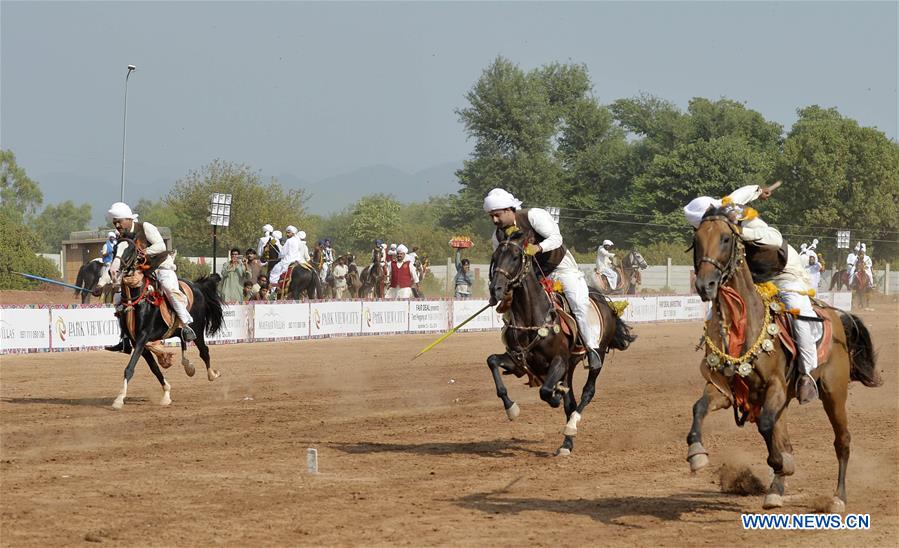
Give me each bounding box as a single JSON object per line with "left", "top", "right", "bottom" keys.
{"left": 726, "top": 185, "right": 763, "bottom": 205}
{"left": 527, "top": 208, "right": 562, "bottom": 252}
{"left": 142, "top": 222, "right": 167, "bottom": 255}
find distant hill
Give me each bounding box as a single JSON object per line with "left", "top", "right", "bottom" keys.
{"left": 277, "top": 161, "right": 462, "bottom": 214}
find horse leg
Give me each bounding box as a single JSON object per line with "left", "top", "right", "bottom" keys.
{"left": 539, "top": 355, "right": 568, "bottom": 409}
{"left": 486, "top": 353, "right": 520, "bottom": 420}
{"left": 558, "top": 365, "right": 579, "bottom": 456}
{"left": 180, "top": 339, "right": 195, "bottom": 377}
{"left": 686, "top": 382, "right": 732, "bottom": 471}
{"left": 112, "top": 335, "right": 149, "bottom": 410}
{"left": 757, "top": 382, "right": 792, "bottom": 509}
{"left": 820, "top": 368, "right": 851, "bottom": 513}
{"left": 194, "top": 333, "right": 219, "bottom": 381}
{"left": 142, "top": 348, "right": 171, "bottom": 406}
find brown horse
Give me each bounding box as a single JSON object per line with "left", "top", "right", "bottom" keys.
{"left": 486, "top": 232, "right": 635, "bottom": 455}
{"left": 686, "top": 208, "right": 880, "bottom": 512}
{"left": 590, "top": 250, "right": 648, "bottom": 295}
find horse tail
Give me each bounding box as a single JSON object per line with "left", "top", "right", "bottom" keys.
{"left": 195, "top": 275, "right": 225, "bottom": 336}
{"left": 840, "top": 312, "right": 881, "bottom": 387}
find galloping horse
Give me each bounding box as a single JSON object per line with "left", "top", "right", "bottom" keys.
{"left": 74, "top": 259, "right": 114, "bottom": 304}
{"left": 686, "top": 208, "right": 880, "bottom": 512}
{"left": 279, "top": 264, "right": 322, "bottom": 300}
{"left": 486, "top": 231, "right": 636, "bottom": 455}
{"left": 590, "top": 250, "right": 648, "bottom": 295}
{"left": 848, "top": 258, "right": 873, "bottom": 309}
{"left": 109, "top": 238, "right": 224, "bottom": 409}
{"left": 829, "top": 268, "right": 850, "bottom": 291}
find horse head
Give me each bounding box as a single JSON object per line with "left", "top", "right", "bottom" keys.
{"left": 489, "top": 229, "right": 531, "bottom": 309}
{"left": 692, "top": 206, "right": 744, "bottom": 301}
{"left": 632, "top": 250, "right": 648, "bottom": 270}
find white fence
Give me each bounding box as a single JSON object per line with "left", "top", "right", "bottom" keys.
{"left": 0, "top": 292, "right": 852, "bottom": 355}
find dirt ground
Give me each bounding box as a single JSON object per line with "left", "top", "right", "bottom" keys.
{"left": 1, "top": 294, "right": 896, "bottom": 546}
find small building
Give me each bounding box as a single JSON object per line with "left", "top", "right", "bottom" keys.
{"left": 60, "top": 228, "right": 173, "bottom": 283}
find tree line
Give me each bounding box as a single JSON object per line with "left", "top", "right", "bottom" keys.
{"left": 2, "top": 56, "right": 897, "bottom": 289}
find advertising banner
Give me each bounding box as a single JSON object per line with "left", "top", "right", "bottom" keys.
{"left": 208, "top": 304, "right": 252, "bottom": 343}
{"left": 361, "top": 300, "right": 409, "bottom": 334}
{"left": 253, "top": 302, "right": 310, "bottom": 340}
{"left": 622, "top": 296, "right": 657, "bottom": 323}
{"left": 0, "top": 308, "right": 51, "bottom": 353}
{"left": 309, "top": 301, "right": 362, "bottom": 337}
{"left": 452, "top": 299, "right": 494, "bottom": 331}
{"left": 656, "top": 296, "right": 687, "bottom": 321}
{"left": 408, "top": 301, "right": 450, "bottom": 332}
{"left": 49, "top": 306, "right": 119, "bottom": 349}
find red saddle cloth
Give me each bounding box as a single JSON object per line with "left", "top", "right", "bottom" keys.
{"left": 774, "top": 305, "right": 834, "bottom": 366}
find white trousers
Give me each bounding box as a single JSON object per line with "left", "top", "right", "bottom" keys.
{"left": 777, "top": 280, "right": 822, "bottom": 375}
{"left": 386, "top": 287, "right": 414, "bottom": 299}
{"left": 269, "top": 260, "right": 290, "bottom": 285}
{"left": 600, "top": 267, "right": 618, "bottom": 290}
{"left": 550, "top": 253, "right": 598, "bottom": 349}
{"left": 156, "top": 269, "right": 193, "bottom": 325}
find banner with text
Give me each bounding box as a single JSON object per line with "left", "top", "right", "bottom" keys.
{"left": 362, "top": 300, "right": 409, "bottom": 334}
{"left": 452, "top": 299, "right": 494, "bottom": 331}
{"left": 0, "top": 308, "right": 51, "bottom": 352}
{"left": 408, "top": 301, "right": 450, "bottom": 332}
{"left": 310, "top": 301, "right": 362, "bottom": 337}
{"left": 49, "top": 307, "right": 119, "bottom": 349}
{"left": 208, "top": 304, "right": 252, "bottom": 343}
{"left": 253, "top": 302, "right": 310, "bottom": 340}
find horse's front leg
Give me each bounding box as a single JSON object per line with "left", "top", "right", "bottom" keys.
{"left": 686, "top": 381, "right": 732, "bottom": 471}
{"left": 539, "top": 355, "right": 568, "bottom": 409}
{"left": 558, "top": 364, "right": 579, "bottom": 456}
{"left": 757, "top": 380, "right": 793, "bottom": 509}
{"left": 112, "top": 334, "right": 149, "bottom": 410}
{"left": 487, "top": 353, "right": 520, "bottom": 420}
{"left": 566, "top": 363, "right": 603, "bottom": 439}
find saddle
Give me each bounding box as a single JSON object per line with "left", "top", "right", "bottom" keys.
{"left": 121, "top": 271, "right": 194, "bottom": 368}
{"left": 277, "top": 261, "right": 315, "bottom": 298}
{"left": 545, "top": 289, "right": 605, "bottom": 355}
{"left": 774, "top": 303, "right": 834, "bottom": 369}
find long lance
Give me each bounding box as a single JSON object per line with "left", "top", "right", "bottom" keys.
{"left": 13, "top": 271, "right": 91, "bottom": 292}
{"left": 413, "top": 302, "right": 493, "bottom": 361}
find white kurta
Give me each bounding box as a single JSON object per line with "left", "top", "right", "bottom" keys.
{"left": 595, "top": 246, "right": 617, "bottom": 289}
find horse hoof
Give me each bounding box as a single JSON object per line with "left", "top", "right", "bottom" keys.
{"left": 563, "top": 412, "right": 581, "bottom": 437}
{"left": 689, "top": 453, "right": 710, "bottom": 472}
{"left": 555, "top": 448, "right": 571, "bottom": 457}
{"left": 505, "top": 402, "right": 520, "bottom": 421}
{"left": 762, "top": 494, "right": 783, "bottom": 509}
{"left": 183, "top": 359, "right": 196, "bottom": 377}
{"left": 111, "top": 398, "right": 124, "bottom": 410}
{"left": 829, "top": 498, "right": 846, "bottom": 514}
{"left": 207, "top": 369, "right": 220, "bottom": 382}
{"left": 160, "top": 396, "right": 172, "bottom": 406}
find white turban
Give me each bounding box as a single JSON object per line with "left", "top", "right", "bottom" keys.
{"left": 106, "top": 202, "right": 138, "bottom": 222}
{"left": 396, "top": 244, "right": 408, "bottom": 254}
{"left": 602, "top": 239, "right": 614, "bottom": 247}
{"left": 683, "top": 196, "right": 721, "bottom": 229}
{"left": 262, "top": 224, "right": 273, "bottom": 234}
{"left": 854, "top": 243, "right": 860, "bottom": 252}
{"left": 860, "top": 243, "right": 866, "bottom": 252}
{"left": 483, "top": 188, "right": 522, "bottom": 213}
{"left": 800, "top": 243, "right": 808, "bottom": 252}
{"left": 107, "top": 231, "right": 117, "bottom": 239}
{"left": 389, "top": 243, "right": 397, "bottom": 250}
{"left": 297, "top": 230, "right": 306, "bottom": 240}
{"left": 286, "top": 225, "right": 298, "bottom": 235}
{"left": 272, "top": 230, "right": 283, "bottom": 240}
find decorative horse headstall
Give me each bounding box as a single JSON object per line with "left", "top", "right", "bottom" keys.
{"left": 695, "top": 214, "right": 745, "bottom": 286}
{"left": 490, "top": 230, "right": 531, "bottom": 289}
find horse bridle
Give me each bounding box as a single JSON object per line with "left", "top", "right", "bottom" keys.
{"left": 490, "top": 239, "right": 531, "bottom": 289}
{"left": 695, "top": 215, "right": 744, "bottom": 285}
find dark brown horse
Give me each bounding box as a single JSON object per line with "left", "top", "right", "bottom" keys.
{"left": 686, "top": 208, "right": 880, "bottom": 512}
{"left": 486, "top": 232, "right": 635, "bottom": 455}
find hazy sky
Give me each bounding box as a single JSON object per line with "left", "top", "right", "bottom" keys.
{"left": 2, "top": 1, "right": 897, "bottom": 223}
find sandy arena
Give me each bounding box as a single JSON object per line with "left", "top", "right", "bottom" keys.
{"left": 1, "top": 292, "right": 896, "bottom": 546}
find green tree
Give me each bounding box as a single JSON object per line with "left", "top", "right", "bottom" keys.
{"left": 165, "top": 160, "right": 312, "bottom": 256}
{"left": 346, "top": 194, "right": 401, "bottom": 251}
{"left": 773, "top": 106, "right": 899, "bottom": 260}
{"left": 29, "top": 201, "right": 92, "bottom": 253}
{"left": 0, "top": 149, "right": 43, "bottom": 222}
{"left": 0, "top": 208, "right": 60, "bottom": 289}
{"left": 133, "top": 198, "right": 179, "bottom": 234}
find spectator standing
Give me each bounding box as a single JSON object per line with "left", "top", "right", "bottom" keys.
{"left": 386, "top": 245, "right": 418, "bottom": 299}
{"left": 332, "top": 256, "right": 349, "bottom": 299}
{"left": 242, "top": 280, "right": 255, "bottom": 302}
{"left": 245, "top": 248, "right": 264, "bottom": 283}
{"left": 220, "top": 248, "right": 248, "bottom": 302}
{"left": 454, "top": 248, "right": 472, "bottom": 298}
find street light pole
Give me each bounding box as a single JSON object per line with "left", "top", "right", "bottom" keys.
{"left": 120, "top": 64, "right": 136, "bottom": 202}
